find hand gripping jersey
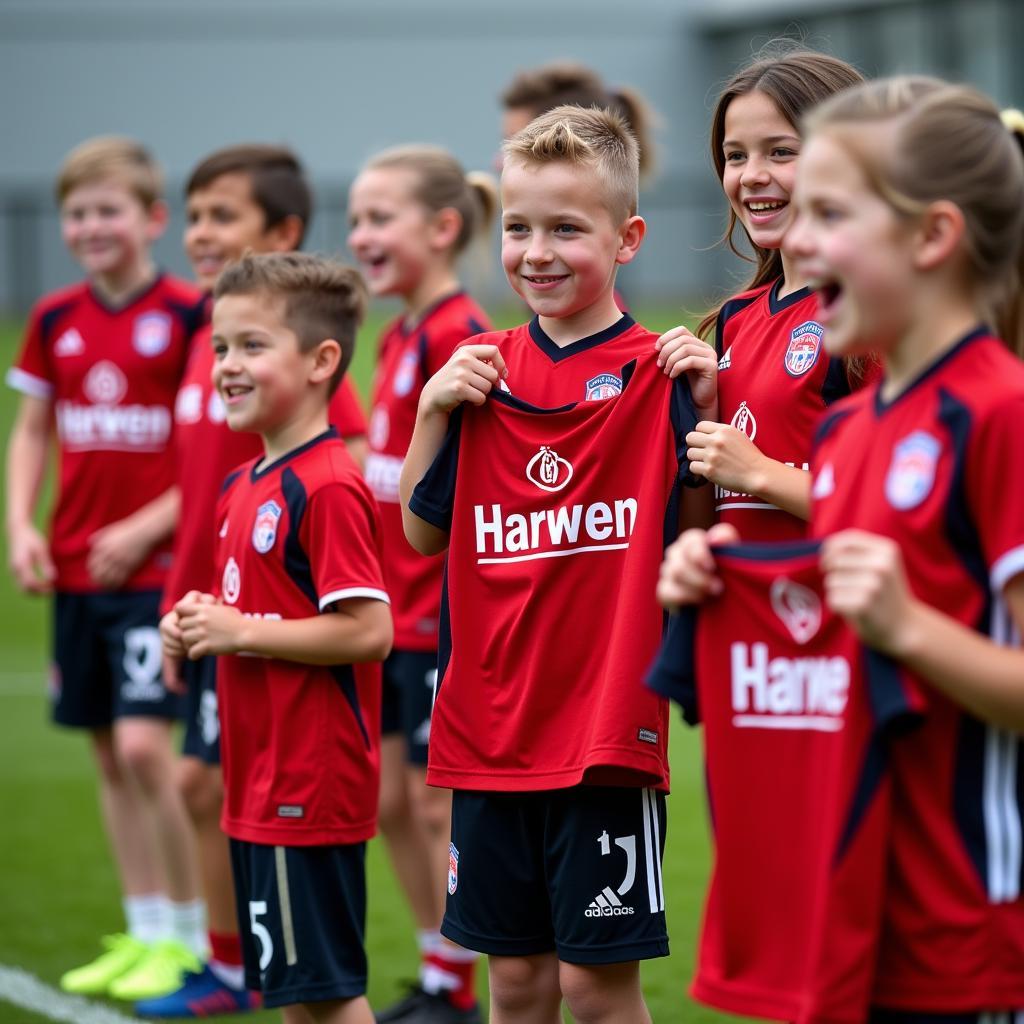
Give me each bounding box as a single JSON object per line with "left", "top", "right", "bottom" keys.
{"left": 714, "top": 280, "right": 853, "bottom": 542}
{"left": 213, "top": 429, "right": 388, "bottom": 846}
{"left": 811, "top": 328, "right": 1024, "bottom": 1013}
{"left": 7, "top": 275, "right": 202, "bottom": 590}
{"left": 163, "top": 321, "right": 367, "bottom": 614}
{"left": 648, "top": 542, "right": 922, "bottom": 1023}
{"left": 364, "top": 292, "right": 490, "bottom": 650}
{"left": 410, "top": 352, "right": 697, "bottom": 791}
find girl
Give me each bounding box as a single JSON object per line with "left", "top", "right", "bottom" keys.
{"left": 657, "top": 44, "right": 867, "bottom": 541}
{"left": 664, "top": 77, "right": 1024, "bottom": 1019}
{"left": 348, "top": 145, "right": 495, "bottom": 1024}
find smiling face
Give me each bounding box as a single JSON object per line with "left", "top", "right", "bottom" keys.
{"left": 721, "top": 90, "right": 802, "bottom": 253}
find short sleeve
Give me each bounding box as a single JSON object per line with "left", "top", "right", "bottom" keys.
{"left": 6, "top": 303, "right": 54, "bottom": 400}
{"left": 408, "top": 407, "right": 464, "bottom": 532}
{"left": 423, "top": 317, "right": 490, "bottom": 379}
{"left": 328, "top": 379, "right": 368, "bottom": 439}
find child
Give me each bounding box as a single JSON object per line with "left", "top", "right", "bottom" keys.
{"left": 4, "top": 136, "right": 205, "bottom": 998}
{"left": 656, "top": 44, "right": 866, "bottom": 542}
{"left": 664, "top": 77, "right": 1024, "bottom": 1018}
{"left": 138, "top": 142, "right": 368, "bottom": 1019}
{"left": 399, "top": 106, "right": 705, "bottom": 1024}
{"left": 161, "top": 251, "right": 392, "bottom": 1023}
{"left": 348, "top": 144, "right": 494, "bottom": 1024}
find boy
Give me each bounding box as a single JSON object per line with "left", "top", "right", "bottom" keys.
{"left": 138, "top": 143, "right": 368, "bottom": 1018}
{"left": 161, "top": 252, "right": 392, "bottom": 1024}
{"left": 5, "top": 136, "right": 206, "bottom": 998}
{"left": 399, "top": 108, "right": 704, "bottom": 1024}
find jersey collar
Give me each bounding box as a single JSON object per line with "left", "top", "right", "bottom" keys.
{"left": 401, "top": 290, "right": 466, "bottom": 336}
{"left": 251, "top": 426, "right": 339, "bottom": 480}
{"left": 88, "top": 271, "right": 165, "bottom": 314}
{"left": 767, "top": 277, "right": 813, "bottom": 315}
{"left": 528, "top": 313, "right": 636, "bottom": 364}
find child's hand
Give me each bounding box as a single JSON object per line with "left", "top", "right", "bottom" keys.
{"left": 421, "top": 345, "right": 509, "bottom": 414}
{"left": 86, "top": 517, "right": 154, "bottom": 589}
{"left": 655, "top": 326, "right": 718, "bottom": 418}
{"left": 8, "top": 523, "right": 55, "bottom": 594}
{"left": 177, "top": 598, "right": 246, "bottom": 659}
{"left": 686, "top": 421, "right": 768, "bottom": 494}
{"left": 821, "top": 530, "right": 917, "bottom": 655}
{"left": 159, "top": 609, "right": 188, "bottom": 694}
{"left": 657, "top": 523, "right": 740, "bottom": 609}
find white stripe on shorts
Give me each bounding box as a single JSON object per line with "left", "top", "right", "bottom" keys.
{"left": 274, "top": 846, "right": 298, "bottom": 966}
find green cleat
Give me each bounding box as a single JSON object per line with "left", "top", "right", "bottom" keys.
{"left": 59, "top": 934, "right": 149, "bottom": 995}
{"left": 108, "top": 939, "right": 202, "bottom": 1001}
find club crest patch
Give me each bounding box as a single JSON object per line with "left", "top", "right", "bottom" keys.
{"left": 526, "top": 445, "right": 573, "bottom": 492}
{"left": 885, "top": 431, "right": 941, "bottom": 510}
{"left": 448, "top": 843, "right": 459, "bottom": 895}
{"left": 393, "top": 350, "right": 419, "bottom": 397}
{"left": 770, "top": 577, "right": 822, "bottom": 645}
{"left": 222, "top": 556, "right": 241, "bottom": 605}
{"left": 585, "top": 372, "right": 622, "bottom": 401}
{"left": 132, "top": 312, "right": 172, "bottom": 357}
{"left": 785, "top": 321, "right": 823, "bottom": 377}
{"left": 252, "top": 500, "right": 283, "bottom": 554}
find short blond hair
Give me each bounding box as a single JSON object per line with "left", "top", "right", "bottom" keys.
{"left": 56, "top": 136, "right": 163, "bottom": 207}
{"left": 502, "top": 105, "right": 639, "bottom": 223}
{"left": 214, "top": 252, "right": 368, "bottom": 396}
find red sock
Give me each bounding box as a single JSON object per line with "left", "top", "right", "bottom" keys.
{"left": 423, "top": 949, "right": 478, "bottom": 1010}
{"left": 208, "top": 930, "right": 243, "bottom": 967}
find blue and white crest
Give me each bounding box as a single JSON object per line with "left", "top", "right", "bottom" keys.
{"left": 585, "top": 372, "right": 622, "bottom": 401}
{"left": 393, "top": 350, "right": 419, "bottom": 397}
{"left": 885, "top": 431, "right": 941, "bottom": 510}
{"left": 784, "top": 321, "right": 823, "bottom": 377}
{"left": 252, "top": 500, "right": 283, "bottom": 553}
{"left": 132, "top": 312, "right": 172, "bottom": 357}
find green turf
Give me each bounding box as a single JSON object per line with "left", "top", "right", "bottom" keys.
{"left": 0, "top": 312, "right": 756, "bottom": 1023}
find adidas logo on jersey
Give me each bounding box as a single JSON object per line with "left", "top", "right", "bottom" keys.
{"left": 718, "top": 346, "right": 732, "bottom": 371}
{"left": 585, "top": 887, "right": 635, "bottom": 918}
{"left": 54, "top": 328, "right": 85, "bottom": 357}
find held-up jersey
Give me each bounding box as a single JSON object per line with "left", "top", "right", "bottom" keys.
{"left": 714, "top": 280, "right": 851, "bottom": 542}
{"left": 410, "top": 352, "right": 696, "bottom": 791}
{"left": 162, "top": 322, "right": 368, "bottom": 614}
{"left": 364, "top": 292, "right": 490, "bottom": 651}
{"left": 811, "top": 327, "right": 1024, "bottom": 1012}
{"left": 7, "top": 275, "right": 201, "bottom": 590}
{"left": 648, "top": 542, "right": 922, "bottom": 1023}
{"left": 213, "top": 429, "right": 388, "bottom": 846}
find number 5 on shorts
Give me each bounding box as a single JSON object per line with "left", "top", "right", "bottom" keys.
{"left": 249, "top": 900, "right": 273, "bottom": 970}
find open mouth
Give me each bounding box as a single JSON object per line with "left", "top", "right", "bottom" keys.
{"left": 523, "top": 274, "right": 568, "bottom": 286}
{"left": 814, "top": 280, "right": 843, "bottom": 318}
{"left": 744, "top": 198, "right": 788, "bottom": 220}
{"left": 221, "top": 384, "right": 253, "bottom": 404}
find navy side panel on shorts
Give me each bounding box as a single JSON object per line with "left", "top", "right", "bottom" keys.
{"left": 380, "top": 649, "right": 437, "bottom": 765}
{"left": 180, "top": 655, "right": 220, "bottom": 764}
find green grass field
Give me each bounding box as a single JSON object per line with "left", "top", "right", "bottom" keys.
{"left": 0, "top": 309, "right": 757, "bottom": 1023}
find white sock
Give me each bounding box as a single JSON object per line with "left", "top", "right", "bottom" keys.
{"left": 208, "top": 959, "right": 245, "bottom": 990}
{"left": 123, "top": 893, "right": 166, "bottom": 944}
{"left": 168, "top": 899, "right": 208, "bottom": 957}
{"left": 417, "top": 929, "right": 442, "bottom": 956}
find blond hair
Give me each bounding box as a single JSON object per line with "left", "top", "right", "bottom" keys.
{"left": 805, "top": 76, "right": 1024, "bottom": 356}
{"left": 214, "top": 252, "right": 368, "bottom": 395}
{"left": 503, "top": 104, "right": 639, "bottom": 223}
{"left": 56, "top": 136, "right": 163, "bottom": 207}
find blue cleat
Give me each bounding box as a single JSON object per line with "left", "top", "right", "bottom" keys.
{"left": 134, "top": 964, "right": 261, "bottom": 1018}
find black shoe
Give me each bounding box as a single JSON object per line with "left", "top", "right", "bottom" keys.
{"left": 374, "top": 983, "right": 482, "bottom": 1024}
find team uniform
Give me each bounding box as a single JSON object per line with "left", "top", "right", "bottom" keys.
{"left": 7, "top": 274, "right": 201, "bottom": 725}
{"left": 714, "top": 279, "right": 856, "bottom": 541}
{"left": 364, "top": 292, "right": 489, "bottom": 763}
{"left": 811, "top": 327, "right": 1024, "bottom": 1017}
{"left": 165, "top": 319, "right": 367, "bottom": 763}
{"left": 649, "top": 542, "right": 922, "bottom": 1023}
{"left": 212, "top": 427, "right": 387, "bottom": 1007}
{"left": 410, "top": 342, "right": 696, "bottom": 962}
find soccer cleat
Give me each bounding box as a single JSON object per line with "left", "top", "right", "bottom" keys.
{"left": 59, "top": 933, "right": 149, "bottom": 995}
{"left": 134, "top": 964, "right": 262, "bottom": 1017}
{"left": 374, "top": 983, "right": 482, "bottom": 1024}
{"left": 108, "top": 938, "right": 202, "bottom": 1001}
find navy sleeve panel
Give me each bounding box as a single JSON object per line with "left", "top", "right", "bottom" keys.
{"left": 220, "top": 467, "right": 245, "bottom": 496}
{"left": 408, "top": 406, "right": 464, "bottom": 532}
{"left": 280, "top": 466, "right": 318, "bottom": 610}
{"left": 821, "top": 356, "right": 853, "bottom": 407}
{"left": 714, "top": 292, "right": 760, "bottom": 359}
{"left": 670, "top": 375, "right": 703, "bottom": 487}
{"left": 167, "top": 298, "right": 205, "bottom": 339}
{"left": 646, "top": 610, "right": 700, "bottom": 725}
{"left": 38, "top": 298, "right": 79, "bottom": 347}
{"left": 813, "top": 404, "right": 856, "bottom": 450}
{"left": 863, "top": 649, "right": 925, "bottom": 736}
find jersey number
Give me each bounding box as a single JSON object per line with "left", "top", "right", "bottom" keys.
{"left": 248, "top": 900, "right": 273, "bottom": 971}
{"left": 598, "top": 830, "right": 637, "bottom": 896}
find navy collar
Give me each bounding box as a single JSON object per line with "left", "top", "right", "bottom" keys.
{"left": 527, "top": 313, "right": 636, "bottom": 363}
{"left": 251, "top": 426, "right": 338, "bottom": 480}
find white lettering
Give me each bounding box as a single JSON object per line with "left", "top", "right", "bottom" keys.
{"left": 474, "top": 504, "right": 504, "bottom": 554}
{"left": 56, "top": 401, "right": 171, "bottom": 451}
{"left": 547, "top": 505, "right": 582, "bottom": 545}
{"left": 585, "top": 502, "right": 613, "bottom": 540}
{"left": 364, "top": 453, "right": 403, "bottom": 503}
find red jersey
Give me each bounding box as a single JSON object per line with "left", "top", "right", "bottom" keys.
{"left": 213, "top": 429, "right": 388, "bottom": 846}
{"left": 163, "top": 323, "right": 367, "bottom": 614}
{"left": 410, "top": 352, "right": 696, "bottom": 791}
{"left": 649, "top": 542, "right": 922, "bottom": 1023}
{"left": 365, "top": 292, "right": 490, "bottom": 650}
{"left": 811, "top": 327, "right": 1024, "bottom": 1012}
{"left": 7, "top": 275, "right": 201, "bottom": 591}
{"left": 715, "top": 280, "right": 852, "bottom": 542}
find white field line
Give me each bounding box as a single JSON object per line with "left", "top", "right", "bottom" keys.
{"left": 0, "top": 965, "right": 150, "bottom": 1024}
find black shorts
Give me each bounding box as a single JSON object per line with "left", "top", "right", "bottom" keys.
{"left": 180, "top": 655, "right": 220, "bottom": 764}
{"left": 52, "top": 590, "right": 183, "bottom": 728}
{"left": 871, "top": 1012, "right": 1024, "bottom": 1023}
{"left": 229, "top": 839, "right": 368, "bottom": 1008}
{"left": 380, "top": 649, "right": 437, "bottom": 766}
{"left": 443, "top": 785, "right": 668, "bottom": 964}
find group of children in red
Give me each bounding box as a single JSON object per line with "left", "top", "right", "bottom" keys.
{"left": 7, "top": 40, "right": 1024, "bottom": 1024}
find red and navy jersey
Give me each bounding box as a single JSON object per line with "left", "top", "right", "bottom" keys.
{"left": 649, "top": 541, "right": 922, "bottom": 1022}
{"left": 811, "top": 327, "right": 1024, "bottom": 1012}
{"left": 213, "top": 429, "right": 388, "bottom": 846}
{"left": 410, "top": 352, "right": 697, "bottom": 791}
{"left": 365, "top": 292, "right": 490, "bottom": 651}
{"left": 715, "top": 280, "right": 852, "bottom": 542}
{"left": 7, "top": 274, "right": 202, "bottom": 591}
{"left": 163, "top": 322, "right": 368, "bottom": 614}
